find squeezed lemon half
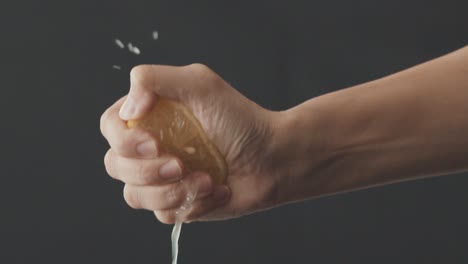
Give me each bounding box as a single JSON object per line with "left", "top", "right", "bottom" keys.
{"left": 127, "top": 97, "right": 228, "bottom": 185}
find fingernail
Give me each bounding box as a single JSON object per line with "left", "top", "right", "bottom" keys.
{"left": 136, "top": 141, "right": 157, "bottom": 157}
{"left": 119, "top": 95, "right": 137, "bottom": 120}
{"left": 159, "top": 160, "right": 182, "bottom": 180}
{"left": 213, "top": 186, "right": 230, "bottom": 203}
{"left": 197, "top": 175, "right": 213, "bottom": 194}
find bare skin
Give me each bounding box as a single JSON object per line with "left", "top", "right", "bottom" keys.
{"left": 100, "top": 45, "right": 468, "bottom": 223}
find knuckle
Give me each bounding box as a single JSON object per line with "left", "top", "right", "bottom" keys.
{"left": 113, "top": 129, "right": 154, "bottom": 158}
{"left": 99, "top": 109, "right": 111, "bottom": 136}
{"left": 114, "top": 135, "right": 138, "bottom": 157}
{"left": 187, "top": 63, "right": 219, "bottom": 83}
{"left": 136, "top": 163, "right": 155, "bottom": 185}
{"left": 183, "top": 64, "right": 225, "bottom": 97}
{"left": 187, "top": 63, "right": 210, "bottom": 73}
{"left": 165, "top": 183, "right": 182, "bottom": 206}
{"left": 104, "top": 150, "right": 114, "bottom": 177}
{"left": 123, "top": 185, "right": 141, "bottom": 209}
{"left": 130, "top": 65, "right": 154, "bottom": 87}
{"left": 154, "top": 210, "right": 176, "bottom": 224}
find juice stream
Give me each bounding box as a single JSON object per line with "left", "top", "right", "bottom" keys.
{"left": 171, "top": 181, "right": 199, "bottom": 264}
{"left": 126, "top": 98, "right": 227, "bottom": 264}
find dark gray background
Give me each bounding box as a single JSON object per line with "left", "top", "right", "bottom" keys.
{"left": 1, "top": 0, "right": 468, "bottom": 263}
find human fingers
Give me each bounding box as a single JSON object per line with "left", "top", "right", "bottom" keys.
{"left": 104, "top": 149, "right": 184, "bottom": 185}
{"left": 122, "top": 173, "right": 214, "bottom": 211}
{"left": 119, "top": 64, "right": 221, "bottom": 121}
{"left": 152, "top": 185, "right": 231, "bottom": 224}
{"left": 100, "top": 96, "right": 158, "bottom": 158}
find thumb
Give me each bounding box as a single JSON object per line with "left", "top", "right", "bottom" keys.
{"left": 119, "top": 65, "right": 157, "bottom": 120}
{"left": 119, "top": 64, "right": 205, "bottom": 120}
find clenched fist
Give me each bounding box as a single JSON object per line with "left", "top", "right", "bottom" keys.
{"left": 100, "top": 64, "right": 283, "bottom": 223}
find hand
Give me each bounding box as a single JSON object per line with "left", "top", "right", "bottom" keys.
{"left": 100, "top": 64, "right": 281, "bottom": 223}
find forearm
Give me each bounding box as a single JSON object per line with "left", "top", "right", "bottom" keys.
{"left": 273, "top": 46, "right": 468, "bottom": 203}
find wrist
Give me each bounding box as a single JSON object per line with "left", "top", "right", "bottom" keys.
{"left": 266, "top": 100, "right": 343, "bottom": 206}
{"left": 266, "top": 85, "right": 389, "bottom": 206}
